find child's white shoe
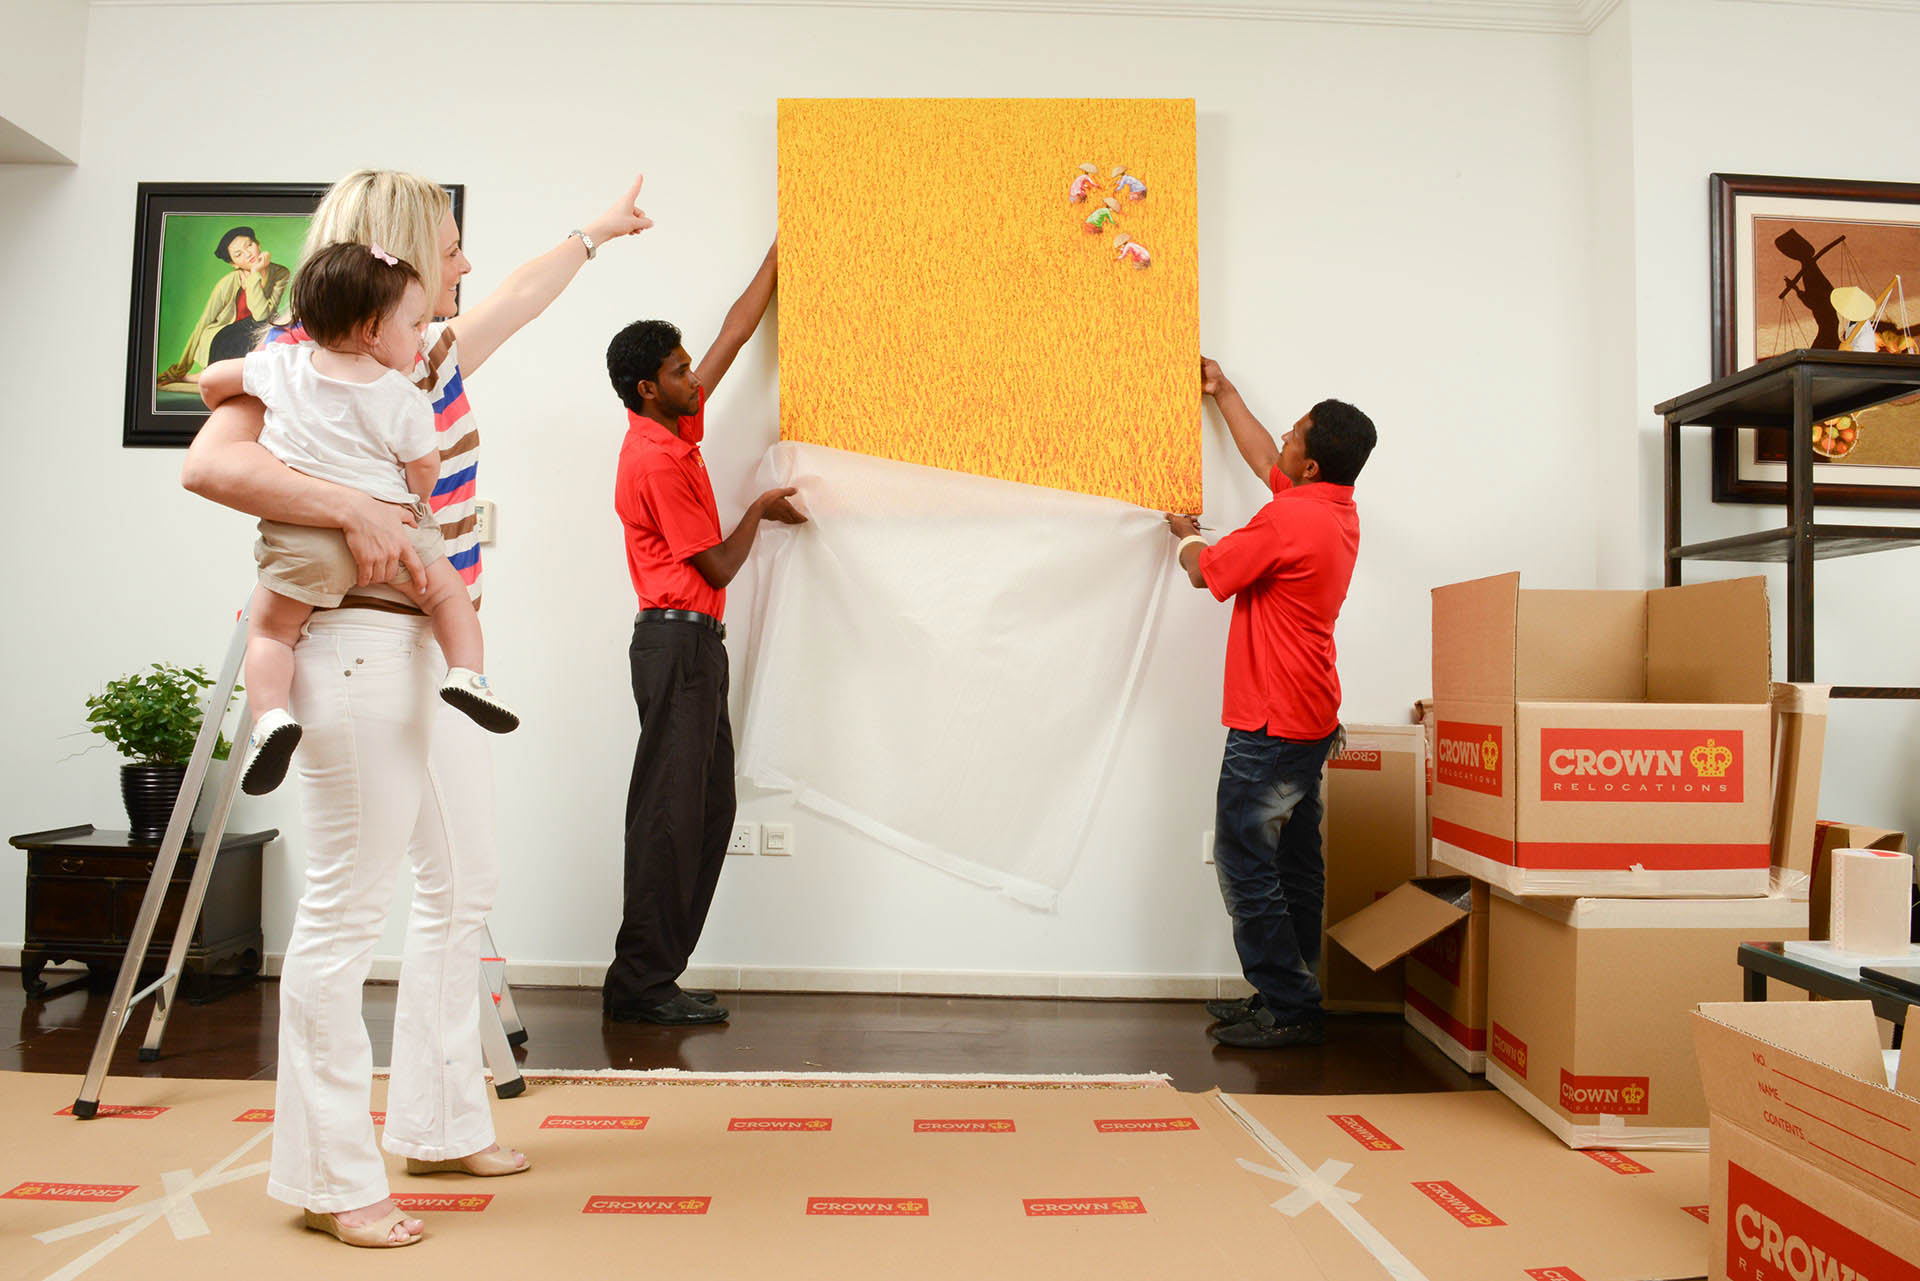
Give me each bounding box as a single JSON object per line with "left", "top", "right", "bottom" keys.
{"left": 440, "top": 667, "right": 520, "bottom": 734}
{"left": 241, "top": 708, "right": 303, "bottom": 796}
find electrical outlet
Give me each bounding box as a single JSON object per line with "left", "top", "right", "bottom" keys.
{"left": 761, "top": 823, "right": 794, "bottom": 856}
{"left": 473, "top": 499, "right": 497, "bottom": 545}
{"left": 1201, "top": 829, "right": 1214, "bottom": 865}
{"left": 727, "top": 822, "right": 759, "bottom": 856}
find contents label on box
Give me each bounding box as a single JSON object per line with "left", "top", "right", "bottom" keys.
{"left": 1538, "top": 729, "right": 1743, "bottom": 803}
{"left": 1436, "top": 722, "right": 1503, "bottom": 796}
{"left": 1727, "top": 1162, "right": 1918, "bottom": 1281}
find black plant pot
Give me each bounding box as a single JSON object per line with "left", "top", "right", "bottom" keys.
{"left": 122, "top": 763, "right": 189, "bottom": 845}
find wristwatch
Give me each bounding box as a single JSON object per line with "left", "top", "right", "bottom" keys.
{"left": 569, "top": 228, "right": 597, "bottom": 260}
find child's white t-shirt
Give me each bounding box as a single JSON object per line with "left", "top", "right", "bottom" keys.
{"left": 244, "top": 343, "right": 436, "bottom": 506}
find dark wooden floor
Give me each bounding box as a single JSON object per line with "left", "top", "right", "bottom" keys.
{"left": 3, "top": 973, "right": 1486, "bottom": 1098}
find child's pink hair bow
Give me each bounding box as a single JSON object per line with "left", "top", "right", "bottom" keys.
{"left": 369, "top": 243, "right": 398, "bottom": 266}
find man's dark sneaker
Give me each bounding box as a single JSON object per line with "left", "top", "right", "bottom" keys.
{"left": 606, "top": 992, "right": 729, "bottom": 1026}
{"left": 1205, "top": 993, "right": 1262, "bottom": 1023}
{"left": 678, "top": 987, "right": 720, "bottom": 1006}
{"left": 1209, "top": 1008, "right": 1326, "bottom": 1049}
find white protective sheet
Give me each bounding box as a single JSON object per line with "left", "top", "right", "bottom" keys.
{"left": 738, "top": 442, "right": 1175, "bottom": 909}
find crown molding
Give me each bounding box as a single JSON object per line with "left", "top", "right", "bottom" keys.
{"left": 87, "top": 0, "right": 1622, "bottom": 36}
{"left": 92, "top": 0, "right": 1920, "bottom": 36}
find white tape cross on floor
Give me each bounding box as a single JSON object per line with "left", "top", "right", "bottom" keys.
{"left": 32, "top": 1126, "right": 273, "bottom": 1281}
{"left": 1214, "top": 1094, "right": 1431, "bottom": 1281}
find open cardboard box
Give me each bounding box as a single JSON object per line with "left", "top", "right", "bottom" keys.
{"left": 1430, "top": 573, "right": 1774, "bottom": 897}
{"left": 1693, "top": 1000, "right": 1920, "bottom": 1281}
{"left": 1319, "top": 724, "right": 1428, "bottom": 1011}
{"left": 1327, "top": 877, "right": 1490, "bottom": 1073}
{"left": 1485, "top": 890, "right": 1807, "bottom": 1150}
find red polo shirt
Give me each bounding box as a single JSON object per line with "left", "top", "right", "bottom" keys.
{"left": 615, "top": 390, "right": 726, "bottom": 619}
{"left": 1197, "top": 466, "right": 1359, "bottom": 739}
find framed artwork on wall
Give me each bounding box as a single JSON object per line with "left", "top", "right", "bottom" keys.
{"left": 1710, "top": 172, "right": 1920, "bottom": 506}
{"left": 122, "top": 181, "right": 464, "bottom": 447}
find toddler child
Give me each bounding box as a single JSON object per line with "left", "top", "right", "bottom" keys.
{"left": 200, "top": 241, "right": 518, "bottom": 796}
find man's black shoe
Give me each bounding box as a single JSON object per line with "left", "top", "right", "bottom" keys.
{"left": 678, "top": 987, "right": 720, "bottom": 1005}
{"left": 1205, "top": 994, "right": 1262, "bottom": 1023}
{"left": 606, "top": 992, "right": 729, "bottom": 1026}
{"left": 1209, "top": 1008, "right": 1325, "bottom": 1049}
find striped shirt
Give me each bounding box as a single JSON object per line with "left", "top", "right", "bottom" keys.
{"left": 270, "top": 322, "right": 482, "bottom": 609}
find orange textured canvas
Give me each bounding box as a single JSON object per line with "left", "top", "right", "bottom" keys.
{"left": 777, "top": 98, "right": 1201, "bottom": 511}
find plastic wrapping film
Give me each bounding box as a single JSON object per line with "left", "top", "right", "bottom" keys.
{"left": 737, "top": 442, "right": 1174, "bottom": 909}
{"left": 1432, "top": 843, "right": 1772, "bottom": 900}
{"left": 1485, "top": 1063, "right": 1708, "bottom": 1151}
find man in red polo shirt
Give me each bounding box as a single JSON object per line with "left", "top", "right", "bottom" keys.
{"left": 601, "top": 242, "right": 805, "bottom": 1026}
{"left": 1167, "top": 357, "right": 1376, "bottom": 1049}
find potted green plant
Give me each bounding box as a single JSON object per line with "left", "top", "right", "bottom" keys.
{"left": 83, "top": 663, "right": 234, "bottom": 843}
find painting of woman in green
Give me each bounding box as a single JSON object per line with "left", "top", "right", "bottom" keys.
{"left": 156, "top": 225, "right": 292, "bottom": 387}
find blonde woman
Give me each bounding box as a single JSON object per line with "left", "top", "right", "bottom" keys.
{"left": 181, "top": 169, "right": 651, "bottom": 1247}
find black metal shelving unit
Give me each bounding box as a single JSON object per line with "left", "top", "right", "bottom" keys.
{"left": 1658, "top": 349, "right": 1920, "bottom": 699}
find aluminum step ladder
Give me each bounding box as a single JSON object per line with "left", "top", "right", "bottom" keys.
{"left": 72, "top": 604, "right": 526, "bottom": 1117}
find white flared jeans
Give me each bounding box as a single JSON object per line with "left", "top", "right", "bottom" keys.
{"left": 266, "top": 610, "right": 500, "bottom": 1213}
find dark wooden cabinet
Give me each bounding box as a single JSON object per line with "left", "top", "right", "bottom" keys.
{"left": 9, "top": 824, "right": 274, "bottom": 1001}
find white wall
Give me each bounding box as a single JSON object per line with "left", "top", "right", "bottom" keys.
{"left": 0, "top": 0, "right": 86, "bottom": 163}
{"left": 2, "top": 0, "right": 1601, "bottom": 988}
{"left": 1620, "top": 0, "right": 1920, "bottom": 850}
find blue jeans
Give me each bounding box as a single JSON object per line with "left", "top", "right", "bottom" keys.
{"left": 1213, "top": 726, "right": 1340, "bottom": 1026}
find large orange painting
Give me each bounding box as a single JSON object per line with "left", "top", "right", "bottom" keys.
{"left": 777, "top": 98, "right": 1200, "bottom": 512}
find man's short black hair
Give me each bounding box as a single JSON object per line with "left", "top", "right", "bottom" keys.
{"left": 1306, "top": 399, "right": 1376, "bottom": 486}
{"left": 606, "top": 320, "right": 683, "bottom": 415}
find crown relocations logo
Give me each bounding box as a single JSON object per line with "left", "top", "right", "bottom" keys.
{"left": 1539, "top": 729, "right": 1742, "bottom": 802}
{"left": 1436, "top": 721, "right": 1503, "bottom": 797}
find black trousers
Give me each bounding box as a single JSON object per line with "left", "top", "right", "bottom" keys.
{"left": 603, "top": 618, "right": 736, "bottom": 1010}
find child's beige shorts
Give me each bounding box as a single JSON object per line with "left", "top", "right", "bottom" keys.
{"left": 255, "top": 501, "right": 446, "bottom": 608}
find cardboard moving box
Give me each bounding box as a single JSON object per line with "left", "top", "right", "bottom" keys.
{"left": 1319, "top": 724, "right": 1427, "bottom": 1011}
{"left": 1327, "top": 876, "right": 1490, "bottom": 1073}
{"left": 1431, "top": 573, "right": 1774, "bottom": 897}
{"left": 1693, "top": 1001, "right": 1920, "bottom": 1281}
{"left": 1809, "top": 821, "right": 1907, "bottom": 940}
{"left": 1767, "top": 683, "right": 1828, "bottom": 900}
{"left": 1485, "top": 890, "right": 1806, "bottom": 1149}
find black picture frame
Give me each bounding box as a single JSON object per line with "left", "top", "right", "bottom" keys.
{"left": 1709, "top": 172, "right": 1920, "bottom": 506}
{"left": 122, "top": 181, "right": 465, "bottom": 447}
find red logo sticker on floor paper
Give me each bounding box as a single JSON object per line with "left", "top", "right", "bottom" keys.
{"left": 1328, "top": 1115, "right": 1402, "bottom": 1151}
{"left": 387, "top": 1194, "right": 491, "bottom": 1212}
{"left": 3, "top": 1183, "right": 138, "bottom": 1203}
{"left": 1539, "top": 729, "right": 1742, "bottom": 802}
{"left": 53, "top": 1105, "right": 166, "bottom": 1119}
{"left": 728, "top": 1117, "right": 832, "bottom": 1131}
{"left": 913, "top": 1119, "right": 1015, "bottom": 1133}
{"left": 806, "top": 1197, "right": 928, "bottom": 1216}
{"left": 1581, "top": 1149, "right": 1652, "bottom": 1175}
{"left": 234, "top": 1109, "right": 275, "bottom": 1122}
{"left": 1559, "top": 1070, "right": 1650, "bottom": 1116}
{"left": 1413, "top": 1181, "right": 1505, "bottom": 1228}
{"left": 1525, "top": 1269, "right": 1589, "bottom": 1281}
{"left": 1490, "top": 1022, "right": 1528, "bottom": 1079}
{"left": 1023, "top": 1198, "right": 1146, "bottom": 1216}
{"left": 1436, "top": 722, "right": 1503, "bottom": 796}
{"left": 1727, "top": 1162, "right": 1920, "bottom": 1281}
{"left": 1093, "top": 1118, "right": 1198, "bottom": 1133}
{"left": 583, "top": 1195, "right": 711, "bottom": 1215}
{"left": 1329, "top": 748, "right": 1382, "bottom": 771}
{"left": 1683, "top": 1205, "right": 1711, "bottom": 1223}
{"left": 542, "top": 1115, "right": 649, "bottom": 1130}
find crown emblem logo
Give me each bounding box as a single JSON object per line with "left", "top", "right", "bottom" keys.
{"left": 1689, "top": 739, "right": 1733, "bottom": 778}
{"left": 1621, "top": 1084, "right": 1646, "bottom": 1106}
{"left": 1480, "top": 734, "right": 1500, "bottom": 772}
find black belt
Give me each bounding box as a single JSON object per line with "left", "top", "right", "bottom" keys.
{"left": 636, "top": 608, "right": 725, "bottom": 639}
